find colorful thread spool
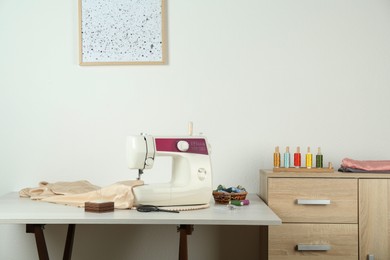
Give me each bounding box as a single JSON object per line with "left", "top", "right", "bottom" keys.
{"left": 306, "top": 147, "right": 312, "bottom": 169}
{"left": 273, "top": 146, "right": 280, "bottom": 168}
{"left": 316, "top": 147, "right": 323, "bottom": 168}
{"left": 230, "top": 200, "right": 250, "bottom": 206}
{"left": 284, "top": 146, "right": 290, "bottom": 168}
{"left": 294, "top": 146, "right": 301, "bottom": 168}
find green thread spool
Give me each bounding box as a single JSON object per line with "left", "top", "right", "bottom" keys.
{"left": 316, "top": 147, "right": 323, "bottom": 168}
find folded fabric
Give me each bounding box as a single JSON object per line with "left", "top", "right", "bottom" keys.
{"left": 19, "top": 180, "right": 144, "bottom": 209}
{"left": 19, "top": 180, "right": 101, "bottom": 200}
{"left": 338, "top": 167, "right": 390, "bottom": 173}
{"left": 340, "top": 158, "right": 390, "bottom": 172}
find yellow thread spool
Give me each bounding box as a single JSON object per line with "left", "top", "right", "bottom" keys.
{"left": 306, "top": 147, "right": 312, "bottom": 169}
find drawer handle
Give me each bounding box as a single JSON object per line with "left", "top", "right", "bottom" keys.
{"left": 297, "top": 199, "right": 331, "bottom": 205}
{"left": 297, "top": 244, "right": 331, "bottom": 251}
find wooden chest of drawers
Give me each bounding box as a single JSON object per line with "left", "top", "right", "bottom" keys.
{"left": 259, "top": 170, "right": 360, "bottom": 260}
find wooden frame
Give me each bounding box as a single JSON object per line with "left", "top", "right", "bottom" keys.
{"left": 78, "top": 0, "right": 166, "bottom": 65}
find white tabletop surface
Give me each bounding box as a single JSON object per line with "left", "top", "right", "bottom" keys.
{"left": 0, "top": 193, "right": 281, "bottom": 226}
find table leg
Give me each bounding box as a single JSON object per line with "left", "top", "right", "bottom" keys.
{"left": 177, "top": 224, "right": 194, "bottom": 260}
{"left": 259, "top": 226, "right": 269, "bottom": 260}
{"left": 26, "top": 224, "right": 49, "bottom": 260}
{"left": 63, "top": 224, "right": 76, "bottom": 260}
{"left": 26, "top": 224, "right": 76, "bottom": 260}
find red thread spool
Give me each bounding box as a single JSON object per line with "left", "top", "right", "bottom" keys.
{"left": 294, "top": 147, "right": 301, "bottom": 168}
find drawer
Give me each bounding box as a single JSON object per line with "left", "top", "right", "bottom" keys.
{"left": 268, "top": 178, "right": 357, "bottom": 223}
{"left": 269, "top": 223, "right": 358, "bottom": 260}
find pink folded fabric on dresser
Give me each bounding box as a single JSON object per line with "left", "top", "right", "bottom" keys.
{"left": 341, "top": 158, "right": 390, "bottom": 171}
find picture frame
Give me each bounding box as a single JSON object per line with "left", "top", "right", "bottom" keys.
{"left": 78, "top": 0, "right": 166, "bottom": 65}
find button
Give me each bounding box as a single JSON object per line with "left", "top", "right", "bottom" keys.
{"left": 177, "top": 140, "right": 189, "bottom": 152}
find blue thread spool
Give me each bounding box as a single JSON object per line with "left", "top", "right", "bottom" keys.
{"left": 284, "top": 146, "right": 290, "bottom": 168}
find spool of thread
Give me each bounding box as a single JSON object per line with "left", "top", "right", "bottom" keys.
{"left": 294, "top": 146, "right": 301, "bottom": 168}
{"left": 284, "top": 146, "right": 290, "bottom": 168}
{"left": 316, "top": 147, "right": 323, "bottom": 168}
{"left": 306, "top": 147, "right": 312, "bottom": 169}
{"left": 230, "top": 200, "right": 250, "bottom": 206}
{"left": 273, "top": 146, "right": 280, "bottom": 168}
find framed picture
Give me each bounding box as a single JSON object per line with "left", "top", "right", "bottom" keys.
{"left": 78, "top": 0, "right": 166, "bottom": 65}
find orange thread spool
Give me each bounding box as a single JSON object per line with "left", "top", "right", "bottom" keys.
{"left": 273, "top": 146, "right": 280, "bottom": 168}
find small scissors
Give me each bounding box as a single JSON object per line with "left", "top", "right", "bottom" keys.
{"left": 136, "top": 205, "right": 179, "bottom": 213}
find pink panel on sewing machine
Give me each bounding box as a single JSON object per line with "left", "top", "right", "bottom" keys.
{"left": 155, "top": 138, "right": 209, "bottom": 155}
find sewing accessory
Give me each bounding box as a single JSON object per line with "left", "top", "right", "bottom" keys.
{"left": 294, "top": 146, "right": 301, "bottom": 168}
{"left": 230, "top": 200, "right": 250, "bottom": 206}
{"left": 84, "top": 201, "right": 114, "bottom": 213}
{"left": 127, "top": 123, "right": 212, "bottom": 207}
{"left": 316, "top": 147, "right": 323, "bottom": 168}
{"left": 156, "top": 204, "right": 210, "bottom": 211}
{"left": 213, "top": 185, "right": 247, "bottom": 204}
{"left": 227, "top": 204, "right": 240, "bottom": 210}
{"left": 273, "top": 146, "right": 280, "bottom": 168}
{"left": 137, "top": 205, "right": 179, "bottom": 213}
{"left": 284, "top": 146, "right": 290, "bottom": 168}
{"left": 306, "top": 146, "right": 312, "bottom": 169}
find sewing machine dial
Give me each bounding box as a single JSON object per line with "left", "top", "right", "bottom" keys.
{"left": 145, "top": 157, "right": 154, "bottom": 167}
{"left": 197, "top": 168, "right": 207, "bottom": 180}
{"left": 177, "top": 140, "right": 189, "bottom": 152}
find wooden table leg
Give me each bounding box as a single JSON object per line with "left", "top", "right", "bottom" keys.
{"left": 26, "top": 224, "right": 76, "bottom": 260}
{"left": 177, "top": 225, "right": 194, "bottom": 260}
{"left": 259, "top": 226, "right": 269, "bottom": 260}
{"left": 26, "top": 224, "right": 49, "bottom": 260}
{"left": 63, "top": 224, "right": 76, "bottom": 260}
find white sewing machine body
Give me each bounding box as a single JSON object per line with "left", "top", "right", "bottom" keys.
{"left": 127, "top": 134, "right": 213, "bottom": 206}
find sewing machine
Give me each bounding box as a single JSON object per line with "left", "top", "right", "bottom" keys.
{"left": 126, "top": 127, "right": 213, "bottom": 206}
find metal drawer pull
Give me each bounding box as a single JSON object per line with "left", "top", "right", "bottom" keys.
{"left": 297, "top": 244, "right": 331, "bottom": 251}
{"left": 367, "top": 254, "right": 374, "bottom": 260}
{"left": 297, "top": 199, "right": 331, "bottom": 205}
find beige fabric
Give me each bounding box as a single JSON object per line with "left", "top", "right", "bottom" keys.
{"left": 19, "top": 180, "right": 144, "bottom": 209}
{"left": 19, "top": 180, "right": 101, "bottom": 200}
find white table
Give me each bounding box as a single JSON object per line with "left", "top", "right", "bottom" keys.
{"left": 0, "top": 193, "right": 281, "bottom": 260}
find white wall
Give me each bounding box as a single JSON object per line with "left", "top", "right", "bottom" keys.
{"left": 1, "top": 0, "right": 390, "bottom": 259}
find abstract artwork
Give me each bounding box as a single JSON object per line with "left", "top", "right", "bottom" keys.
{"left": 79, "top": 0, "right": 165, "bottom": 65}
